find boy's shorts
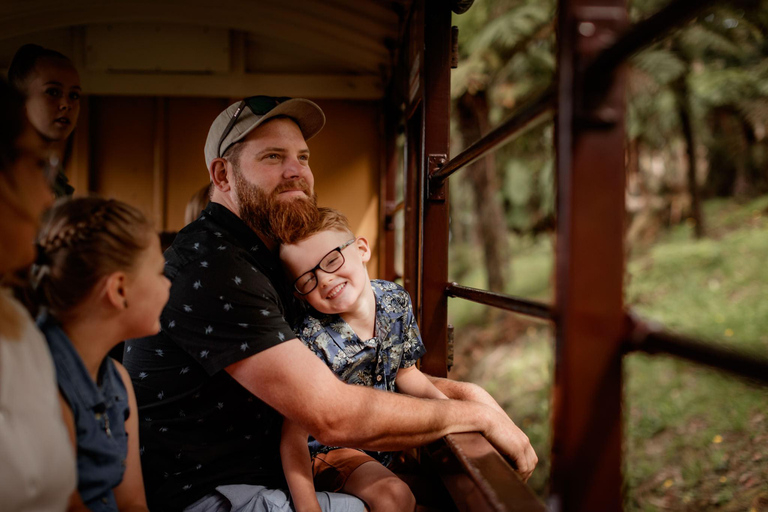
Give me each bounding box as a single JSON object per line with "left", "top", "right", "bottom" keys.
{"left": 312, "top": 448, "right": 379, "bottom": 492}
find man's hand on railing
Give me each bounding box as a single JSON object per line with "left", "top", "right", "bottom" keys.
{"left": 483, "top": 409, "right": 538, "bottom": 483}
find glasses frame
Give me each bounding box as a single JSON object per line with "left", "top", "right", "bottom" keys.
{"left": 216, "top": 96, "right": 291, "bottom": 158}
{"left": 293, "top": 238, "right": 357, "bottom": 295}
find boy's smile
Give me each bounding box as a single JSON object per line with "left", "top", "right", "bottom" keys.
{"left": 280, "top": 228, "right": 375, "bottom": 321}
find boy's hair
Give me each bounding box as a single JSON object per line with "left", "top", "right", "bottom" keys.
{"left": 32, "top": 197, "right": 154, "bottom": 319}
{"left": 290, "top": 207, "right": 354, "bottom": 244}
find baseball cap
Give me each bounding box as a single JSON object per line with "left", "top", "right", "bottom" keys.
{"left": 204, "top": 96, "right": 326, "bottom": 169}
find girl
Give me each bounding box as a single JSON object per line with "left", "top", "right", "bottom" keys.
{"left": 8, "top": 44, "right": 82, "bottom": 197}
{"left": 32, "top": 197, "right": 170, "bottom": 512}
{"left": 0, "top": 76, "right": 75, "bottom": 512}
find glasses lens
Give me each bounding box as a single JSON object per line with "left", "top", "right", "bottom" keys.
{"left": 296, "top": 272, "right": 317, "bottom": 295}
{"left": 320, "top": 250, "right": 345, "bottom": 274}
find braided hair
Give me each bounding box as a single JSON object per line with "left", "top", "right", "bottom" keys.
{"left": 32, "top": 197, "right": 153, "bottom": 318}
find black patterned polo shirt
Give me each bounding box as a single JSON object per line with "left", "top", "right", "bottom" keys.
{"left": 123, "top": 202, "right": 299, "bottom": 512}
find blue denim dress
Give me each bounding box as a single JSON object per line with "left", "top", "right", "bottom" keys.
{"left": 39, "top": 314, "right": 129, "bottom": 512}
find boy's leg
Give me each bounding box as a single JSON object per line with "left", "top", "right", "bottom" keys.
{"left": 341, "top": 462, "right": 416, "bottom": 512}
{"left": 312, "top": 449, "right": 415, "bottom": 512}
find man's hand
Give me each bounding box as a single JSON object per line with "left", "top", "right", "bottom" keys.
{"left": 482, "top": 409, "right": 538, "bottom": 482}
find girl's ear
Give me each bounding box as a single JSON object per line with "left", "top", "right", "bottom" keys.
{"left": 356, "top": 236, "right": 371, "bottom": 263}
{"left": 104, "top": 272, "right": 128, "bottom": 310}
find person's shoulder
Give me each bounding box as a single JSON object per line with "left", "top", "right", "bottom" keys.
{"left": 293, "top": 310, "right": 335, "bottom": 340}
{"left": 372, "top": 279, "right": 411, "bottom": 304}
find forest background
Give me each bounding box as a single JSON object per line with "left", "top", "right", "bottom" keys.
{"left": 445, "top": 0, "right": 768, "bottom": 510}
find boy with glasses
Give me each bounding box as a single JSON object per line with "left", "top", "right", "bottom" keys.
{"left": 279, "top": 208, "right": 450, "bottom": 512}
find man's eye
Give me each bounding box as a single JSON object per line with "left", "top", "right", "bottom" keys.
{"left": 69, "top": 92, "right": 80, "bottom": 101}
{"left": 45, "top": 88, "right": 62, "bottom": 98}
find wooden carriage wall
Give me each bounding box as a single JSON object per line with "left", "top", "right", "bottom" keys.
{"left": 3, "top": 0, "right": 767, "bottom": 511}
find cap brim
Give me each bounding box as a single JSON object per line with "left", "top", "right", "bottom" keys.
{"left": 205, "top": 98, "right": 326, "bottom": 169}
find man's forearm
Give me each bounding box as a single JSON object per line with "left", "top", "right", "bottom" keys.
{"left": 227, "top": 339, "right": 535, "bottom": 478}
{"left": 309, "top": 384, "right": 493, "bottom": 451}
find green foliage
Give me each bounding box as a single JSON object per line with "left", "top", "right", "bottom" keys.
{"left": 450, "top": 196, "right": 768, "bottom": 509}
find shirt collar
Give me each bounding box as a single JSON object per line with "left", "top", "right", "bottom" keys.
{"left": 204, "top": 202, "right": 280, "bottom": 275}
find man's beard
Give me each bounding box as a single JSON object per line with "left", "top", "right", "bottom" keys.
{"left": 233, "top": 168, "right": 319, "bottom": 244}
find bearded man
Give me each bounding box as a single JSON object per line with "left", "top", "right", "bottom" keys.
{"left": 123, "top": 97, "right": 536, "bottom": 512}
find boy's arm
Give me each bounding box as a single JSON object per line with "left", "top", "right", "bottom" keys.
{"left": 396, "top": 365, "right": 448, "bottom": 399}
{"left": 425, "top": 374, "right": 508, "bottom": 416}
{"left": 281, "top": 419, "right": 323, "bottom": 512}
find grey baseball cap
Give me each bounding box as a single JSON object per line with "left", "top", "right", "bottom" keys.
{"left": 204, "top": 97, "right": 326, "bottom": 169}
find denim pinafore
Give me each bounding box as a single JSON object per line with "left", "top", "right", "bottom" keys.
{"left": 39, "top": 314, "right": 129, "bottom": 512}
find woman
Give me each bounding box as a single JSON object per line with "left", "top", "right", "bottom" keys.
{"left": 0, "top": 77, "right": 76, "bottom": 511}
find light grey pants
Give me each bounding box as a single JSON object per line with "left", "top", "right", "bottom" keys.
{"left": 184, "top": 484, "right": 366, "bottom": 512}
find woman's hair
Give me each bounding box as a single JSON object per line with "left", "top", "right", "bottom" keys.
{"left": 0, "top": 77, "right": 25, "bottom": 174}
{"left": 184, "top": 183, "right": 211, "bottom": 225}
{"left": 32, "top": 197, "right": 154, "bottom": 318}
{"left": 8, "top": 44, "right": 72, "bottom": 93}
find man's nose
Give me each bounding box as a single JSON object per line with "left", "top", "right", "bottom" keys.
{"left": 282, "top": 157, "right": 306, "bottom": 179}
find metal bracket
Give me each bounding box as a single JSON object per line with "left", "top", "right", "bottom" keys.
{"left": 428, "top": 154, "right": 447, "bottom": 201}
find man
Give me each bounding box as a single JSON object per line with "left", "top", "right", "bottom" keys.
{"left": 123, "top": 96, "right": 537, "bottom": 512}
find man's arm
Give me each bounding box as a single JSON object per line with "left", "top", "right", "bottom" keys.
{"left": 227, "top": 339, "right": 537, "bottom": 481}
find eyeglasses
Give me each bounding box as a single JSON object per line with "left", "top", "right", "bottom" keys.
{"left": 217, "top": 95, "right": 292, "bottom": 158}
{"left": 293, "top": 238, "right": 357, "bottom": 295}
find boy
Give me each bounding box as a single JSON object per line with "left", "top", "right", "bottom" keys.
{"left": 279, "top": 207, "right": 449, "bottom": 512}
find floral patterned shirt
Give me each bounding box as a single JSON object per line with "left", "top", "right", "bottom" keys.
{"left": 294, "top": 279, "right": 426, "bottom": 466}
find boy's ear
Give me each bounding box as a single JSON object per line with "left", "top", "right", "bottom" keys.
{"left": 104, "top": 272, "right": 128, "bottom": 310}
{"left": 210, "top": 159, "right": 231, "bottom": 192}
{"left": 356, "top": 236, "right": 371, "bottom": 263}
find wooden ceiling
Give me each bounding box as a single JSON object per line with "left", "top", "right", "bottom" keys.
{"left": 0, "top": 0, "right": 415, "bottom": 99}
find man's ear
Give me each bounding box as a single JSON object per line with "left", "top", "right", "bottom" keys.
{"left": 210, "top": 159, "right": 231, "bottom": 193}
{"left": 104, "top": 272, "right": 128, "bottom": 310}
{"left": 356, "top": 236, "right": 371, "bottom": 263}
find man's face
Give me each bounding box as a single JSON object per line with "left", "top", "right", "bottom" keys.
{"left": 229, "top": 118, "right": 319, "bottom": 241}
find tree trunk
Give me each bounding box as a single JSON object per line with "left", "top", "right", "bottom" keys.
{"left": 674, "top": 74, "right": 705, "bottom": 238}
{"left": 456, "top": 90, "right": 509, "bottom": 292}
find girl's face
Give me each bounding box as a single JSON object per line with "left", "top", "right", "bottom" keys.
{"left": 123, "top": 234, "right": 171, "bottom": 337}
{"left": 0, "top": 125, "right": 55, "bottom": 274}
{"left": 23, "top": 58, "right": 81, "bottom": 143}
{"left": 281, "top": 229, "right": 372, "bottom": 316}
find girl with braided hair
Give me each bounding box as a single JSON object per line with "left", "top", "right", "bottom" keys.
{"left": 32, "top": 197, "right": 170, "bottom": 512}
{"left": 1, "top": 75, "right": 76, "bottom": 512}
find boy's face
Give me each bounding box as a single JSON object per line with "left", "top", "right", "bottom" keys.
{"left": 280, "top": 229, "right": 371, "bottom": 316}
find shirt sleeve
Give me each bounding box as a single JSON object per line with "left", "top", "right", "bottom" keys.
{"left": 162, "top": 249, "right": 297, "bottom": 375}
{"left": 398, "top": 290, "right": 426, "bottom": 369}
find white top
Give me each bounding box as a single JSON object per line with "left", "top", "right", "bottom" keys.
{"left": 0, "top": 290, "right": 76, "bottom": 512}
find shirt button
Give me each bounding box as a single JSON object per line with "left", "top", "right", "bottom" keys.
{"left": 102, "top": 497, "right": 109, "bottom": 504}
{"left": 376, "top": 375, "right": 382, "bottom": 382}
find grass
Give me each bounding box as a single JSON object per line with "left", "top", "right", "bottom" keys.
{"left": 446, "top": 195, "right": 768, "bottom": 510}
